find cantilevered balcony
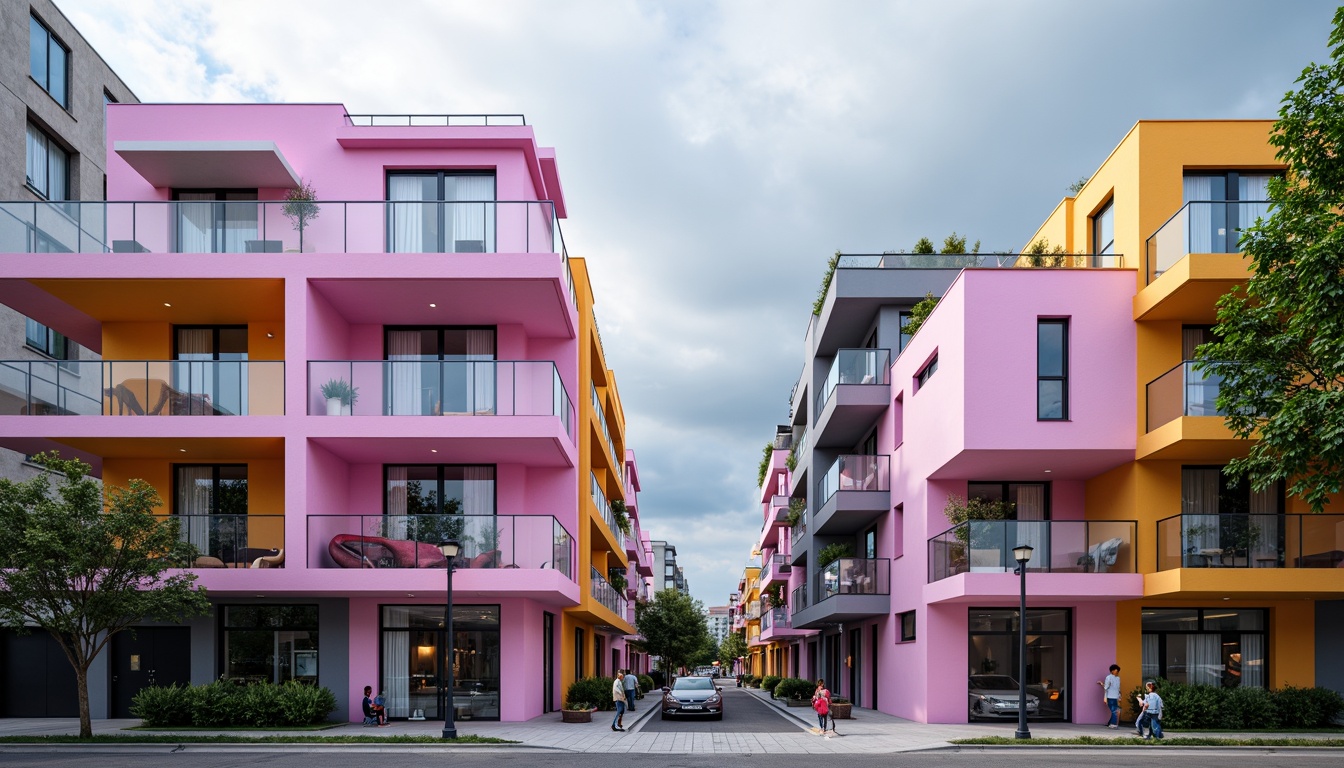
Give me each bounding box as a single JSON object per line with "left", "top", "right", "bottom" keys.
{"left": 812, "top": 455, "right": 890, "bottom": 535}
{"left": 1137, "top": 201, "right": 1267, "bottom": 320}
{"left": 813, "top": 349, "right": 889, "bottom": 448}
{"left": 1140, "top": 361, "right": 1242, "bottom": 460}
{"left": 758, "top": 553, "right": 791, "bottom": 588}
{"left": 0, "top": 360, "right": 284, "bottom": 416}
{"left": 791, "top": 558, "right": 890, "bottom": 628}
{"left": 307, "top": 513, "right": 573, "bottom": 574}
{"left": 759, "top": 606, "right": 808, "bottom": 641}
{"left": 590, "top": 566, "right": 629, "bottom": 618}
{"left": 1146, "top": 361, "right": 1227, "bottom": 431}
{"left": 789, "top": 509, "right": 809, "bottom": 565}
{"left": 157, "top": 513, "right": 285, "bottom": 567}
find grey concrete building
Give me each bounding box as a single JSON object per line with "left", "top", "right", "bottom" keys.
{"left": 649, "top": 539, "right": 689, "bottom": 595}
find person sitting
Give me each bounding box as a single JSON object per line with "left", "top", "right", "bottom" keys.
{"left": 362, "top": 685, "right": 388, "bottom": 726}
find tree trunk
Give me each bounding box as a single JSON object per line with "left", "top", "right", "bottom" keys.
{"left": 76, "top": 666, "right": 92, "bottom": 739}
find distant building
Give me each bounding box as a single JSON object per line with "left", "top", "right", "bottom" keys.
{"left": 706, "top": 605, "right": 732, "bottom": 644}
{"left": 649, "top": 540, "right": 689, "bottom": 594}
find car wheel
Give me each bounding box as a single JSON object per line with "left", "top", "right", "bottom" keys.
{"left": 661, "top": 713, "right": 669, "bottom": 720}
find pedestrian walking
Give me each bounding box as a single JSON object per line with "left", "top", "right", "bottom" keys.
{"left": 811, "top": 678, "right": 831, "bottom": 735}
{"left": 1135, "top": 680, "right": 1164, "bottom": 739}
{"left": 623, "top": 669, "right": 640, "bottom": 712}
{"left": 1097, "top": 664, "right": 1121, "bottom": 728}
{"left": 611, "top": 670, "right": 628, "bottom": 732}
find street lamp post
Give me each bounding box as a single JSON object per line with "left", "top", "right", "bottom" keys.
{"left": 437, "top": 539, "right": 461, "bottom": 740}
{"left": 1012, "top": 544, "right": 1033, "bottom": 740}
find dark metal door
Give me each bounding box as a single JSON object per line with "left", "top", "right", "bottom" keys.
{"left": 111, "top": 627, "right": 191, "bottom": 718}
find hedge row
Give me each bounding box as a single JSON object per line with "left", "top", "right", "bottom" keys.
{"left": 761, "top": 675, "right": 782, "bottom": 696}
{"left": 1124, "top": 680, "right": 1344, "bottom": 730}
{"left": 773, "top": 677, "right": 815, "bottom": 701}
{"left": 131, "top": 681, "right": 336, "bottom": 727}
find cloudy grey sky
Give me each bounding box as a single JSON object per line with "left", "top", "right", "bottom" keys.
{"left": 59, "top": 0, "right": 1337, "bottom": 608}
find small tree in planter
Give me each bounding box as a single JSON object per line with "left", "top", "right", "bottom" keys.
{"left": 761, "top": 583, "right": 786, "bottom": 610}
{"left": 282, "top": 179, "right": 320, "bottom": 246}
{"left": 320, "top": 378, "right": 358, "bottom": 416}
{"left": 611, "top": 499, "right": 632, "bottom": 536}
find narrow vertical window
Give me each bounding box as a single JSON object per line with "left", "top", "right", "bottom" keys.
{"left": 1038, "top": 319, "right": 1068, "bottom": 420}
{"left": 1092, "top": 199, "right": 1114, "bottom": 255}
{"left": 30, "top": 15, "right": 70, "bottom": 108}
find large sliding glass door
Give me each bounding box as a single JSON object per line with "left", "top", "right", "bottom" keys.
{"left": 385, "top": 327, "right": 496, "bottom": 416}
{"left": 387, "top": 172, "right": 496, "bottom": 253}
{"left": 174, "top": 190, "right": 259, "bottom": 253}
{"left": 380, "top": 605, "right": 501, "bottom": 721}
{"left": 968, "top": 608, "right": 1070, "bottom": 721}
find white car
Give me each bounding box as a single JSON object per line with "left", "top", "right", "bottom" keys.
{"left": 967, "top": 675, "right": 1040, "bottom": 720}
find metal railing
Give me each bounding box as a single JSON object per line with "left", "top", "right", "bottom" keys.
{"left": 590, "top": 566, "right": 629, "bottom": 617}
{"left": 0, "top": 360, "right": 283, "bottom": 416}
{"left": 761, "top": 606, "right": 791, "bottom": 631}
{"left": 1156, "top": 513, "right": 1344, "bottom": 570}
{"left": 344, "top": 113, "right": 527, "bottom": 126}
{"left": 927, "top": 520, "right": 1137, "bottom": 582}
{"left": 790, "top": 507, "right": 809, "bottom": 545}
{"left": 0, "top": 199, "right": 565, "bottom": 257}
{"left": 816, "top": 558, "right": 891, "bottom": 602}
{"left": 1146, "top": 200, "right": 1271, "bottom": 283}
{"left": 790, "top": 582, "right": 809, "bottom": 615}
{"left": 307, "top": 514, "right": 573, "bottom": 577}
{"left": 816, "top": 348, "right": 891, "bottom": 416}
{"left": 306, "top": 360, "right": 573, "bottom": 435}
{"left": 153, "top": 514, "right": 284, "bottom": 567}
{"left": 590, "top": 384, "right": 622, "bottom": 484}
{"left": 837, "top": 253, "right": 1121, "bottom": 269}
{"left": 1146, "top": 360, "right": 1227, "bottom": 431}
{"left": 745, "top": 601, "right": 762, "bottom": 620}
{"left": 815, "top": 455, "right": 891, "bottom": 504}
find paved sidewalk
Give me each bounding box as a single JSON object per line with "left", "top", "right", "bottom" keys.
{"left": 2, "top": 689, "right": 1341, "bottom": 754}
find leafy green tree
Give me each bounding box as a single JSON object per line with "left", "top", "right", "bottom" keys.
{"left": 811, "top": 250, "right": 841, "bottom": 315}
{"left": 940, "top": 232, "right": 980, "bottom": 255}
{"left": 635, "top": 588, "right": 712, "bottom": 676}
{"left": 719, "top": 630, "right": 748, "bottom": 671}
{"left": 0, "top": 454, "right": 210, "bottom": 738}
{"left": 912, "top": 237, "right": 936, "bottom": 254}
{"left": 902, "top": 292, "right": 939, "bottom": 339}
{"left": 1201, "top": 9, "right": 1344, "bottom": 512}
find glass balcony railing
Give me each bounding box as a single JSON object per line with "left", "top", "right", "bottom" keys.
{"left": 761, "top": 606, "right": 791, "bottom": 631}
{"left": 306, "top": 360, "right": 573, "bottom": 434}
{"left": 590, "top": 384, "right": 622, "bottom": 485}
{"left": 154, "top": 514, "right": 284, "bottom": 567}
{"left": 790, "top": 583, "right": 809, "bottom": 615}
{"left": 0, "top": 199, "right": 565, "bottom": 256}
{"left": 790, "top": 507, "right": 809, "bottom": 545}
{"left": 1145, "top": 200, "right": 1271, "bottom": 283}
{"left": 837, "top": 253, "right": 1122, "bottom": 269}
{"left": 0, "top": 360, "right": 283, "bottom": 416}
{"left": 1156, "top": 513, "right": 1344, "bottom": 570}
{"left": 307, "top": 514, "right": 573, "bottom": 577}
{"left": 1146, "top": 361, "right": 1227, "bottom": 431}
{"left": 816, "top": 558, "right": 891, "bottom": 602}
{"left": 927, "top": 520, "right": 1137, "bottom": 582}
{"left": 816, "top": 349, "right": 890, "bottom": 415}
{"left": 815, "top": 455, "right": 891, "bottom": 504}
{"left": 590, "top": 566, "right": 629, "bottom": 617}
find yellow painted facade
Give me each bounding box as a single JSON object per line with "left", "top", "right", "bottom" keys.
{"left": 1039, "top": 120, "right": 1341, "bottom": 689}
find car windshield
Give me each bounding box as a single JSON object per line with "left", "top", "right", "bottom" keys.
{"left": 672, "top": 677, "right": 714, "bottom": 691}
{"left": 969, "top": 675, "right": 1019, "bottom": 690}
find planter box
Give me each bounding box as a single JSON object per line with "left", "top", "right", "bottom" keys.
{"left": 830, "top": 702, "right": 852, "bottom": 719}
{"left": 561, "top": 708, "right": 596, "bottom": 723}
{"left": 785, "top": 698, "right": 812, "bottom": 708}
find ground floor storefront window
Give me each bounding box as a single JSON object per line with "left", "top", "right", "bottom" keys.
{"left": 380, "top": 605, "right": 500, "bottom": 721}
{"left": 968, "top": 608, "right": 1070, "bottom": 720}
{"left": 222, "top": 605, "right": 319, "bottom": 684}
{"left": 1140, "top": 608, "right": 1266, "bottom": 688}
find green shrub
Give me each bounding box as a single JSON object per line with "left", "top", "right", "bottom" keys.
{"left": 1126, "top": 679, "right": 1344, "bottom": 730}
{"left": 132, "top": 680, "right": 334, "bottom": 728}
{"left": 761, "top": 675, "right": 782, "bottom": 696}
{"left": 276, "top": 681, "right": 336, "bottom": 725}
{"left": 638, "top": 674, "right": 655, "bottom": 694}
{"left": 565, "top": 676, "right": 613, "bottom": 711}
{"left": 129, "top": 683, "right": 192, "bottom": 726}
{"left": 774, "top": 678, "right": 814, "bottom": 701}
{"left": 188, "top": 680, "right": 236, "bottom": 727}
{"left": 1273, "top": 685, "right": 1344, "bottom": 728}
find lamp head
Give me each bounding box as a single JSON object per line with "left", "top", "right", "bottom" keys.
{"left": 438, "top": 539, "right": 461, "bottom": 559}
{"left": 1012, "top": 544, "right": 1034, "bottom": 565}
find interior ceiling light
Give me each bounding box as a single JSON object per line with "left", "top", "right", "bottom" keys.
{"left": 266, "top": 332, "right": 275, "bottom": 338}
{"left": 163, "top": 302, "right": 172, "bottom": 307}
{"left": 430, "top": 449, "right": 438, "bottom": 453}
{"left": 429, "top": 303, "right": 437, "bottom": 308}
{"left": 179, "top": 448, "right": 187, "bottom": 452}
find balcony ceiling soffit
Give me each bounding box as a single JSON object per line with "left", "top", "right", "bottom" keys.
{"left": 60, "top": 437, "right": 285, "bottom": 460}
{"left": 31, "top": 279, "right": 285, "bottom": 323}
{"left": 115, "top": 141, "right": 300, "bottom": 189}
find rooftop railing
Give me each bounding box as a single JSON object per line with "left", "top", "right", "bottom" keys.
{"left": 816, "top": 348, "right": 890, "bottom": 415}
{"left": 816, "top": 557, "right": 890, "bottom": 602}
{"left": 815, "top": 454, "right": 891, "bottom": 505}
{"left": 0, "top": 360, "right": 284, "bottom": 416}
{"left": 838, "top": 253, "right": 1121, "bottom": 269}
{"left": 307, "top": 513, "right": 573, "bottom": 577}
{"left": 1156, "top": 513, "right": 1344, "bottom": 570}
{"left": 1146, "top": 360, "right": 1228, "bottom": 431}
{"left": 927, "top": 520, "right": 1137, "bottom": 582}
{"left": 1146, "top": 200, "right": 1270, "bottom": 283}
{"left": 306, "top": 360, "right": 573, "bottom": 437}
{"left": 345, "top": 114, "right": 527, "bottom": 126}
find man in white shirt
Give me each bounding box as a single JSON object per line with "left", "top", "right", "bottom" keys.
{"left": 623, "top": 669, "right": 640, "bottom": 712}
{"left": 611, "top": 670, "right": 627, "bottom": 732}
{"left": 1096, "top": 664, "right": 1121, "bottom": 728}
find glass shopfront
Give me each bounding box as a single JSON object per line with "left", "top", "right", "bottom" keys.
{"left": 1140, "top": 608, "right": 1267, "bottom": 688}
{"left": 222, "top": 605, "right": 319, "bottom": 685}
{"left": 380, "top": 605, "right": 500, "bottom": 721}
{"left": 968, "top": 608, "right": 1071, "bottom": 721}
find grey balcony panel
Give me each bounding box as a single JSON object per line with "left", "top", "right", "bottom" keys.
{"left": 791, "top": 593, "right": 890, "bottom": 628}
{"left": 812, "top": 490, "right": 891, "bottom": 535}
{"left": 814, "top": 384, "right": 889, "bottom": 448}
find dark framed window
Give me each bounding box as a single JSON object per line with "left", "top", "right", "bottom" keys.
{"left": 1091, "top": 199, "right": 1114, "bottom": 255}
{"left": 386, "top": 171, "right": 497, "bottom": 253}
{"left": 384, "top": 327, "right": 496, "bottom": 416}
{"left": 899, "top": 312, "right": 913, "bottom": 352}
{"left": 174, "top": 464, "right": 248, "bottom": 561}
{"left": 172, "top": 325, "right": 248, "bottom": 415}
{"left": 1140, "top": 608, "right": 1267, "bottom": 688}
{"left": 24, "top": 318, "right": 73, "bottom": 360}
{"left": 1183, "top": 171, "right": 1278, "bottom": 254}
{"left": 172, "top": 189, "right": 260, "bottom": 253}
{"left": 968, "top": 482, "right": 1050, "bottom": 520}
{"left": 574, "top": 627, "right": 585, "bottom": 679}
{"left": 898, "top": 610, "right": 916, "bottom": 642}
{"left": 221, "top": 605, "right": 317, "bottom": 685}
{"left": 969, "top": 607, "right": 1071, "bottom": 720}
{"left": 864, "top": 526, "right": 877, "bottom": 559}
{"left": 29, "top": 14, "right": 69, "bottom": 108}
{"left": 915, "top": 355, "right": 938, "bottom": 390}
{"left": 1037, "top": 319, "right": 1068, "bottom": 420}
{"left": 384, "top": 465, "right": 497, "bottom": 516}
{"left": 379, "top": 605, "right": 500, "bottom": 721}
{"left": 25, "top": 122, "right": 69, "bottom": 200}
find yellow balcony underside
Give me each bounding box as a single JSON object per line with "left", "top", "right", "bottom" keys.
{"left": 1134, "top": 253, "right": 1251, "bottom": 322}
{"left": 1145, "top": 567, "right": 1344, "bottom": 599}
{"left": 1137, "top": 416, "right": 1249, "bottom": 461}
{"left": 33, "top": 278, "right": 285, "bottom": 324}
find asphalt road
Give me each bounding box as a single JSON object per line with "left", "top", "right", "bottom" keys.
{"left": 638, "top": 686, "right": 802, "bottom": 733}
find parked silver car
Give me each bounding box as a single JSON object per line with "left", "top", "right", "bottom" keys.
{"left": 661, "top": 676, "right": 724, "bottom": 720}
{"left": 967, "top": 674, "right": 1040, "bottom": 720}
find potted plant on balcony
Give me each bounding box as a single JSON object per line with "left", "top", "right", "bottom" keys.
{"left": 761, "top": 582, "right": 786, "bottom": 610}
{"left": 785, "top": 498, "right": 805, "bottom": 528}
{"left": 942, "top": 494, "right": 1015, "bottom": 572}
{"left": 816, "top": 542, "right": 854, "bottom": 568}
{"left": 320, "top": 378, "right": 358, "bottom": 416}
{"left": 282, "top": 179, "right": 320, "bottom": 248}
{"left": 611, "top": 499, "right": 632, "bottom": 536}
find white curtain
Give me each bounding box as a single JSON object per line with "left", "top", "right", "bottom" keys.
{"left": 385, "top": 466, "right": 408, "bottom": 538}
{"left": 176, "top": 466, "right": 213, "bottom": 554}
{"left": 1141, "top": 634, "right": 1160, "bottom": 681}
{"left": 389, "top": 176, "right": 427, "bottom": 253}
{"left": 221, "top": 193, "right": 258, "bottom": 253}
{"left": 177, "top": 192, "right": 214, "bottom": 253}
{"left": 464, "top": 466, "right": 494, "bottom": 516}
{"left": 1181, "top": 468, "right": 1220, "bottom": 562}
{"left": 25, "top": 123, "right": 47, "bottom": 195}
{"left": 1186, "top": 634, "right": 1221, "bottom": 686}
{"left": 175, "top": 328, "right": 213, "bottom": 404}
{"left": 1014, "top": 485, "right": 1047, "bottom": 567}
{"left": 1183, "top": 176, "right": 1215, "bottom": 254}
{"left": 1184, "top": 327, "right": 1220, "bottom": 416}
{"left": 387, "top": 331, "right": 422, "bottom": 415}
{"left": 467, "top": 330, "right": 495, "bottom": 414}
{"left": 450, "top": 176, "right": 495, "bottom": 252}
{"left": 381, "top": 608, "right": 412, "bottom": 718}
{"left": 1238, "top": 174, "right": 1272, "bottom": 242}
{"left": 1240, "top": 634, "right": 1265, "bottom": 689}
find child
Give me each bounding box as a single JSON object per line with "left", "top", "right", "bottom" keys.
{"left": 1136, "top": 681, "right": 1164, "bottom": 740}
{"left": 374, "top": 690, "right": 388, "bottom": 726}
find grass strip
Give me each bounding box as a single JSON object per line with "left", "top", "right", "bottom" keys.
{"left": 0, "top": 734, "right": 517, "bottom": 745}
{"left": 953, "top": 736, "right": 1344, "bottom": 747}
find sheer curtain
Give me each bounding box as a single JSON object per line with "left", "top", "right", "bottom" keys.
{"left": 466, "top": 329, "right": 495, "bottom": 414}
{"left": 463, "top": 467, "right": 494, "bottom": 515}
{"left": 1014, "top": 485, "right": 1047, "bottom": 568}
{"left": 387, "top": 331, "right": 422, "bottom": 415}
{"left": 175, "top": 328, "right": 213, "bottom": 404}
{"left": 1141, "top": 635, "right": 1160, "bottom": 681}
{"left": 388, "top": 176, "right": 427, "bottom": 253}
{"left": 220, "top": 192, "right": 258, "bottom": 253}
{"left": 1238, "top": 175, "right": 1272, "bottom": 242}
{"left": 1240, "top": 634, "right": 1265, "bottom": 688}
{"left": 176, "top": 192, "right": 215, "bottom": 253}
{"left": 451, "top": 176, "right": 495, "bottom": 253}
{"left": 1184, "top": 327, "right": 1220, "bottom": 416}
{"left": 25, "top": 123, "right": 47, "bottom": 195}
{"left": 381, "top": 608, "right": 412, "bottom": 718}
{"left": 385, "top": 466, "right": 408, "bottom": 538}
{"left": 1186, "top": 635, "right": 1221, "bottom": 686}
{"left": 175, "top": 466, "right": 213, "bottom": 554}
{"left": 1181, "top": 468, "right": 1220, "bottom": 563}
{"left": 1183, "top": 176, "right": 1215, "bottom": 254}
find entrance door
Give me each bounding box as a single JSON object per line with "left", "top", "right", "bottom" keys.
{"left": 543, "top": 613, "right": 555, "bottom": 713}
{"left": 848, "top": 628, "right": 862, "bottom": 707}
{"left": 111, "top": 627, "right": 191, "bottom": 718}
{"left": 1, "top": 630, "right": 79, "bottom": 716}
{"left": 871, "top": 624, "right": 879, "bottom": 710}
